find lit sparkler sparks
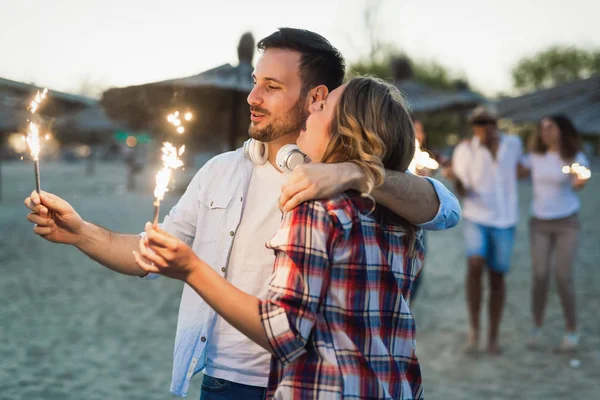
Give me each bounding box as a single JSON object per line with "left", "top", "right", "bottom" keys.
{"left": 167, "top": 110, "right": 192, "bottom": 135}
{"left": 562, "top": 163, "right": 591, "bottom": 180}
{"left": 152, "top": 142, "right": 185, "bottom": 226}
{"left": 25, "top": 88, "right": 48, "bottom": 193}
{"left": 408, "top": 139, "right": 439, "bottom": 173}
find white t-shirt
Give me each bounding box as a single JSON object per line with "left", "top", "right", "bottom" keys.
{"left": 452, "top": 134, "right": 523, "bottom": 228}
{"left": 522, "top": 151, "right": 589, "bottom": 220}
{"left": 204, "top": 161, "right": 285, "bottom": 387}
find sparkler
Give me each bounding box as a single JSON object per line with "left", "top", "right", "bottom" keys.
{"left": 150, "top": 109, "right": 191, "bottom": 225}
{"left": 167, "top": 110, "right": 192, "bottom": 134}
{"left": 408, "top": 139, "right": 439, "bottom": 173}
{"left": 25, "top": 88, "right": 48, "bottom": 193}
{"left": 152, "top": 142, "right": 185, "bottom": 226}
{"left": 562, "top": 163, "right": 591, "bottom": 180}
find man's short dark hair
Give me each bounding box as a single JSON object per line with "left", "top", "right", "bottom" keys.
{"left": 257, "top": 28, "right": 346, "bottom": 96}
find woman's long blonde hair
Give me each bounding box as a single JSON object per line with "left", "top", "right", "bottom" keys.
{"left": 320, "top": 76, "right": 417, "bottom": 252}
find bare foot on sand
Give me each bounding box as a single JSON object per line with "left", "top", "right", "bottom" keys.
{"left": 487, "top": 342, "right": 503, "bottom": 356}
{"left": 553, "top": 334, "right": 579, "bottom": 354}
{"left": 526, "top": 328, "right": 543, "bottom": 349}
{"left": 464, "top": 330, "right": 480, "bottom": 354}
{"left": 487, "top": 331, "right": 503, "bottom": 355}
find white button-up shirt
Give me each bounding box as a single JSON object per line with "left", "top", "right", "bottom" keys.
{"left": 148, "top": 148, "right": 461, "bottom": 397}
{"left": 452, "top": 133, "right": 523, "bottom": 228}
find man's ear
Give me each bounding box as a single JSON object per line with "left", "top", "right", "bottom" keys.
{"left": 308, "top": 85, "right": 329, "bottom": 105}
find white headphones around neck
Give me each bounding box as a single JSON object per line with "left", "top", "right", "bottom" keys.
{"left": 243, "top": 139, "right": 307, "bottom": 172}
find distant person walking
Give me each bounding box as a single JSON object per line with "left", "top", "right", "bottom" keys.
{"left": 445, "top": 105, "right": 524, "bottom": 355}
{"left": 521, "top": 115, "right": 591, "bottom": 352}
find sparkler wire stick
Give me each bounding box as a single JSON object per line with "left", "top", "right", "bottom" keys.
{"left": 34, "top": 160, "right": 41, "bottom": 194}
{"left": 152, "top": 200, "right": 161, "bottom": 227}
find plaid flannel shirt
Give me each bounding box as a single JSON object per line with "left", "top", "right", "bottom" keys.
{"left": 260, "top": 192, "right": 424, "bottom": 400}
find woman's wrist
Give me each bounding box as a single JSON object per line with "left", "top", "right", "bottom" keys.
{"left": 184, "top": 259, "right": 205, "bottom": 284}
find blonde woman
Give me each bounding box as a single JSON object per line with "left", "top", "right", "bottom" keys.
{"left": 134, "top": 76, "right": 425, "bottom": 399}
{"left": 523, "top": 115, "right": 590, "bottom": 351}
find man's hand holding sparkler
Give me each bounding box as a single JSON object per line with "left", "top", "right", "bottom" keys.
{"left": 24, "top": 190, "right": 84, "bottom": 245}
{"left": 133, "top": 222, "right": 200, "bottom": 281}
{"left": 24, "top": 190, "right": 145, "bottom": 277}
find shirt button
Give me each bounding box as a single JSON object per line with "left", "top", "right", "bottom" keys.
{"left": 221, "top": 267, "right": 226, "bottom": 273}
{"left": 229, "top": 231, "right": 235, "bottom": 236}
{"left": 201, "top": 336, "right": 206, "bottom": 342}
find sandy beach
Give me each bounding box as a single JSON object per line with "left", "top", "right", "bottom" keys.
{"left": 1, "top": 159, "right": 598, "bottom": 400}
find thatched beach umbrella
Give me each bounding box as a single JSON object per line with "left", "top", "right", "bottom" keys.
{"left": 0, "top": 77, "right": 95, "bottom": 201}
{"left": 497, "top": 75, "right": 600, "bottom": 136}
{"left": 54, "top": 105, "right": 125, "bottom": 144}
{"left": 390, "top": 57, "right": 485, "bottom": 115}
{"left": 388, "top": 57, "right": 487, "bottom": 144}
{"left": 0, "top": 78, "right": 95, "bottom": 131}
{"left": 0, "top": 108, "right": 29, "bottom": 135}
{"left": 101, "top": 32, "right": 255, "bottom": 151}
{"left": 54, "top": 105, "right": 128, "bottom": 175}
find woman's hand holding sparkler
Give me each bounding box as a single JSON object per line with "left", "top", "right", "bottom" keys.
{"left": 562, "top": 162, "right": 591, "bottom": 191}
{"left": 24, "top": 190, "right": 84, "bottom": 245}
{"left": 134, "top": 223, "right": 273, "bottom": 352}
{"left": 571, "top": 174, "right": 588, "bottom": 191}
{"left": 133, "top": 222, "right": 201, "bottom": 281}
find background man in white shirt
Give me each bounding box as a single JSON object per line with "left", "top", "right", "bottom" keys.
{"left": 446, "top": 105, "right": 524, "bottom": 355}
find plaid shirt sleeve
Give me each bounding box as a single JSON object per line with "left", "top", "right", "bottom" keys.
{"left": 260, "top": 201, "right": 333, "bottom": 365}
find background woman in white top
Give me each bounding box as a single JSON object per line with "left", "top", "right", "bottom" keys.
{"left": 523, "top": 115, "right": 590, "bottom": 351}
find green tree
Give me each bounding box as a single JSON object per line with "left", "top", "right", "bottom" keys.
{"left": 512, "top": 46, "right": 600, "bottom": 91}
{"left": 346, "top": 1, "right": 465, "bottom": 90}
{"left": 348, "top": 52, "right": 464, "bottom": 91}
{"left": 346, "top": 0, "right": 475, "bottom": 149}
{"left": 348, "top": 56, "right": 394, "bottom": 82}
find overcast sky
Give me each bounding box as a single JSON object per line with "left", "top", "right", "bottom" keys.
{"left": 1, "top": 0, "right": 598, "bottom": 97}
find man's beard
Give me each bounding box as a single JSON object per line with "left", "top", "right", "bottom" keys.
{"left": 248, "top": 97, "right": 308, "bottom": 142}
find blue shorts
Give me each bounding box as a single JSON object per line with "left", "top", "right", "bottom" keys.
{"left": 463, "top": 219, "right": 516, "bottom": 274}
